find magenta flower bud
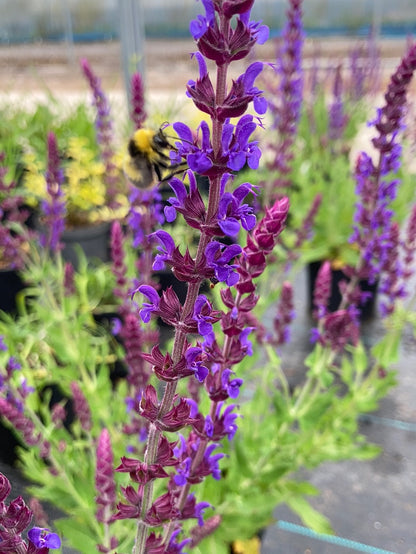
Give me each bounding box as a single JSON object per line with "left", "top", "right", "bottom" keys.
{"left": 63, "top": 262, "right": 75, "bottom": 296}
{"left": 4, "top": 496, "right": 33, "bottom": 533}
{"left": 190, "top": 514, "right": 222, "bottom": 547}
{"left": 110, "top": 220, "right": 128, "bottom": 300}
{"left": 313, "top": 261, "right": 332, "bottom": 319}
{"left": 0, "top": 472, "right": 11, "bottom": 501}
{"left": 95, "top": 429, "right": 117, "bottom": 523}
{"left": 113, "top": 484, "right": 142, "bottom": 520}
{"left": 70, "top": 382, "right": 92, "bottom": 432}
{"left": 120, "top": 312, "right": 150, "bottom": 390}
{"left": 274, "top": 281, "right": 295, "bottom": 344}
{"left": 130, "top": 71, "right": 147, "bottom": 130}
{"left": 51, "top": 403, "right": 66, "bottom": 429}
{"left": 145, "top": 492, "right": 179, "bottom": 526}
{"left": 0, "top": 398, "right": 40, "bottom": 446}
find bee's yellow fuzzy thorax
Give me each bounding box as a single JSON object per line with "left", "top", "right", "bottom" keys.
{"left": 133, "top": 128, "right": 156, "bottom": 157}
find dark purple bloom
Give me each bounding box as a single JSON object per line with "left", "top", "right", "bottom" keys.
{"left": 239, "top": 327, "right": 254, "bottom": 356}
{"left": 150, "top": 229, "right": 176, "bottom": 270}
{"left": 168, "top": 528, "right": 192, "bottom": 553}
{"left": 128, "top": 187, "right": 165, "bottom": 249}
{"left": 217, "top": 62, "right": 267, "bottom": 119}
{"left": 203, "top": 443, "right": 224, "bottom": 480}
{"left": 205, "top": 242, "right": 242, "bottom": 286}
{"left": 222, "top": 115, "right": 261, "bottom": 171}
{"left": 216, "top": 403, "right": 239, "bottom": 440}
{"left": 164, "top": 171, "right": 207, "bottom": 234}
{"left": 187, "top": 52, "right": 216, "bottom": 118}
{"left": 171, "top": 121, "right": 214, "bottom": 175}
{"left": 137, "top": 285, "right": 160, "bottom": 323}
{"left": 217, "top": 182, "right": 256, "bottom": 236}
{"left": 221, "top": 368, "right": 243, "bottom": 398}
{"left": 174, "top": 457, "right": 192, "bottom": 486}
{"left": 184, "top": 347, "right": 209, "bottom": 382}
{"left": 193, "top": 295, "right": 217, "bottom": 342}
{"left": 193, "top": 499, "right": 211, "bottom": 526}
{"left": 28, "top": 527, "right": 61, "bottom": 549}
{"left": 189, "top": 0, "right": 215, "bottom": 40}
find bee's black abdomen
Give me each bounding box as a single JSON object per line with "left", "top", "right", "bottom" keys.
{"left": 128, "top": 138, "right": 140, "bottom": 157}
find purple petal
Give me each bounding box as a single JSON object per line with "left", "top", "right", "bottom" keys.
{"left": 138, "top": 285, "right": 160, "bottom": 305}
{"left": 219, "top": 217, "right": 241, "bottom": 237}
{"left": 173, "top": 122, "right": 193, "bottom": 143}
{"left": 254, "top": 95, "right": 268, "bottom": 114}
{"left": 243, "top": 62, "right": 263, "bottom": 88}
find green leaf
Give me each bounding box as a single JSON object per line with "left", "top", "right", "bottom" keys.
{"left": 55, "top": 518, "right": 101, "bottom": 554}
{"left": 286, "top": 495, "right": 333, "bottom": 535}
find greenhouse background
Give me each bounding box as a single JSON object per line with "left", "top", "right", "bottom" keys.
{"left": 1, "top": 0, "right": 416, "bottom": 43}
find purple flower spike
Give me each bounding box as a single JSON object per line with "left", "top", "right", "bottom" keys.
{"left": 81, "top": 57, "right": 118, "bottom": 207}
{"left": 351, "top": 43, "right": 416, "bottom": 286}
{"left": 41, "top": 132, "right": 66, "bottom": 253}
{"left": 121, "top": 1, "right": 280, "bottom": 549}
{"left": 265, "top": 0, "right": 304, "bottom": 195}
{"left": 28, "top": 527, "right": 61, "bottom": 549}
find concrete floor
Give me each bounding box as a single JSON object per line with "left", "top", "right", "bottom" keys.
{"left": 262, "top": 269, "right": 416, "bottom": 554}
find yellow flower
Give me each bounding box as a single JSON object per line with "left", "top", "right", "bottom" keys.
{"left": 22, "top": 153, "right": 46, "bottom": 206}
{"left": 22, "top": 136, "right": 127, "bottom": 226}
{"left": 231, "top": 536, "right": 261, "bottom": 554}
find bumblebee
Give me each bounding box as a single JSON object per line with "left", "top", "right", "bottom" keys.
{"left": 124, "top": 127, "right": 187, "bottom": 189}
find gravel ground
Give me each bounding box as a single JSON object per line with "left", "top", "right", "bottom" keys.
{"left": 0, "top": 36, "right": 411, "bottom": 96}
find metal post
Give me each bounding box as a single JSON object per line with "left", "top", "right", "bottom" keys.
{"left": 372, "top": 0, "right": 383, "bottom": 38}
{"left": 118, "top": 0, "right": 146, "bottom": 105}
{"left": 61, "top": 0, "right": 75, "bottom": 66}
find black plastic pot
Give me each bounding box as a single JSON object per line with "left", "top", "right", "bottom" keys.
{"left": 308, "top": 261, "right": 378, "bottom": 319}
{"left": 61, "top": 221, "right": 112, "bottom": 268}
{"left": 0, "top": 268, "right": 25, "bottom": 314}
